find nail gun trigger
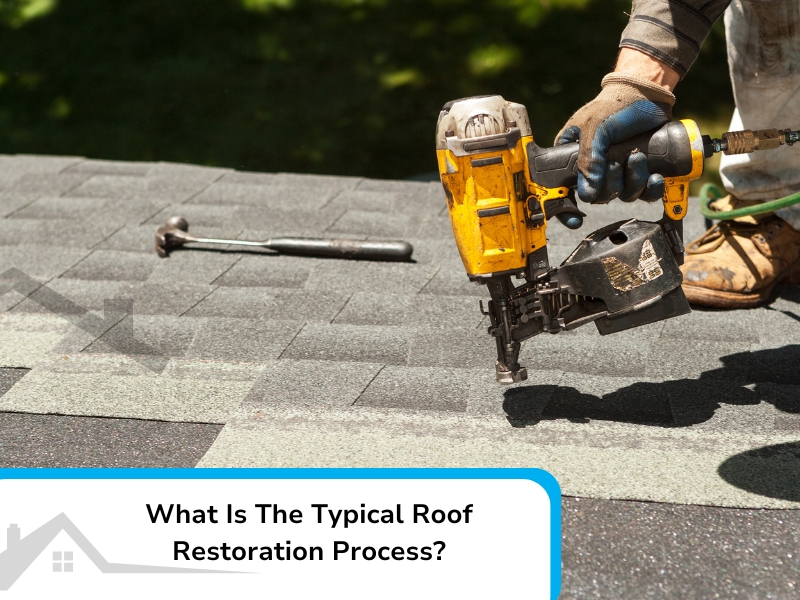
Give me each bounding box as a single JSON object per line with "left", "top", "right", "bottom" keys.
{"left": 479, "top": 299, "right": 490, "bottom": 316}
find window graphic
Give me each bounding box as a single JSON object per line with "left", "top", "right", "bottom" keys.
{"left": 52, "top": 551, "right": 73, "bottom": 573}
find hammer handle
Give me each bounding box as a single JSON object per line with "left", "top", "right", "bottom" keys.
{"left": 158, "top": 225, "right": 413, "bottom": 261}
{"left": 265, "top": 238, "right": 414, "bottom": 262}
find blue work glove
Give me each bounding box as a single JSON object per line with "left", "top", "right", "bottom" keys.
{"left": 555, "top": 73, "right": 676, "bottom": 204}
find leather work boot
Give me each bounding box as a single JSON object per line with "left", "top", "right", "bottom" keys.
{"left": 680, "top": 195, "right": 800, "bottom": 308}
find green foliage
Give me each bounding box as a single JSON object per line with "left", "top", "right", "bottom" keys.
{"left": 0, "top": 0, "right": 732, "bottom": 178}
{"left": 493, "top": 0, "right": 591, "bottom": 27}
{"left": 469, "top": 45, "right": 521, "bottom": 76}
{"left": 0, "top": 0, "right": 56, "bottom": 27}
{"left": 380, "top": 68, "right": 423, "bottom": 89}
{"left": 242, "top": 0, "right": 294, "bottom": 13}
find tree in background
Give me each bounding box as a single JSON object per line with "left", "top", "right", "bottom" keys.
{"left": 0, "top": 0, "right": 731, "bottom": 179}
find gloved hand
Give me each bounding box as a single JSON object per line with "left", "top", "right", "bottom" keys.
{"left": 555, "top": 73, "right": 676, "bottom": 204}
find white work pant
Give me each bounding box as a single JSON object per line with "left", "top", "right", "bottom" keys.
{"left": 720, "top": 0, "right": 800, "bottom": 228}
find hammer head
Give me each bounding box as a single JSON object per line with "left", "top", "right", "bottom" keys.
{"left": 155, "top": 216, "right": 192, "bottom": 257}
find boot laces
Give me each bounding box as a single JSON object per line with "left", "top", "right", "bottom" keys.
{"left": 686, "top": 220, "right": 766, "bottom": 255}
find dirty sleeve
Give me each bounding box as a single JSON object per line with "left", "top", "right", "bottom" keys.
{"left": 619, "top": 0, "right": 732, "bottom": 78}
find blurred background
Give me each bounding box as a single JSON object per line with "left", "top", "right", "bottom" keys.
{"left": 0, "top": 0, "right": 733, "bottom": 188}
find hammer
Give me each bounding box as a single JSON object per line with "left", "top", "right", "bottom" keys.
{"left": 155, "top": 216, "right": 414, "bottom": 261}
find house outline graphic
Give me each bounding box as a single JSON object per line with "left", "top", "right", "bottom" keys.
{"left": 0, "top": 513, "right": 243, "bottom": 591}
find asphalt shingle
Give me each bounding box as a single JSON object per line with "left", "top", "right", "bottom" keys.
{"left": 213, "top": 254, "right": 314, "bottom": 288}
{"left": 356, "top": 366, "right": 477, "bottom": 412}
{"left": 183, "top": 286, "right": 281, "bottom": 318}
{"left": 3, "top": 172, "right": 91, "bottom": 197}
{"left": 185, "top": 317, "right": 304, "bottom": 362}
{"left": 660, "top": 307, "right": 761, "bottom": 343}
{"left": 407, "top": 326, "right": 496, "bottom": 368}
{"left": 11, "top": 195, "right": 167, "bottom": 224}
{"left": 0, "top": 314, "right": 74, "bottom": 368}
{"left": 282, "top": 323, "right": 410, "bottom": 365}
{"left": 0, "top": 367, "right": 29, "bottom": 395}
{"left": 303, "top": 260, "right": 439, "bottom": 294}
{"left": 63, "top": 159, "right": 152, "bottom": 176}
{"left": 186, "top": 286, "right": 350, "bottom": 322}
{"left": 333, "top": 291, "right": 483, "bottom": 328}
{"left": 561, "top": 496, "right": 800, "bottom": 599}
{"left": 10, "top": 278, "right": 124, "bottom": 314}
{"left": 62, "top": 250, "right": 161, "bottom": 282}
{"left": 326, "top": 209, "right": 426, "bottom": 239}
{"left": 324, "top": 190, "right": 400, "bottom": 214}
{"left": 147, "top": 251, "right": 241, "bottom": 285}
{"left": 0, "top": 411, "right": 223, "bottom": 468}
{"left": 419, "top": 262, "right": 485, "bottom": 297}
{"left": 67, "top": 174, "right": 217, "bottom": 203}
{"left": 243, "top": 359, "right": 383, "bottom": 407}
{"left": 271, "top": 172, "right": 362, "bottom": 191}
{"left": 1, "top": 153, "right": 799, "bottom": 513}
{"left": 0, "top": 192, "right": 40, "bottom": 218}
{"left": 516, "top": 328, "right": 662, "bottom": 378}
{"left": 0, "top": 355, "right": 260, "bottom": 423}
{"left": 191, "top": 182, "right": 334, "bottom": 210}
{"left": 10, "top": 195, "right": 106, "bottom": 220}
{"left": 112, "top": 281, "right": 215, "bottom": 315}
{"left": 0, "top": 218, "right": 114, "bottom": 248}
{"left": 0, "top": 245, "right": 91, "bottom": 281}
{"left": 332, "top": 291, "right": 412, "bottom": 326}
{"left": 642, "top": 338, "right": 752, "bottom": 381}
{"left": 145, "top": 202, "right": 344, "bottom": 236}
{"left": 216, "top": 171, "right": 278, "bottom": 186}
{"left": 84, "top": 314, "right": 202, "bottom": 358}
{"left": 1, "top": 155, "right": 84, "bottom": 174}
{"left": 398, "top": 238, "right": 460, "bottom": 265}
{"left": 355, "top": 178, "right": 436, "bottom": 195}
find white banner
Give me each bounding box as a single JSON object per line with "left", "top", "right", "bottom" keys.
{"left": 0, "top": 470, "right": 560, "bottom": 599}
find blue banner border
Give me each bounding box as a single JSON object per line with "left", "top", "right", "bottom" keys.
{"left": 0, "top": 467, "right": 561, "bottom": 599}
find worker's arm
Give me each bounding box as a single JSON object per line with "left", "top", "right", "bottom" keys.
{"left": 620, "top": 0, "right": 733, "bottom": 79}
{"left": 556, "top": 0, "right": 732, "bottom": 204}
{"left": 615, "top": 49, "right": 679, "bottom": 90}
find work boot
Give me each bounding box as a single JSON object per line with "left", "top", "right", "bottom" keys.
{"left": 680, "top": 195, "right": 800, "bottom": 308}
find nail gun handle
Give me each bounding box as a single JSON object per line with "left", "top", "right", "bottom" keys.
{"left": 526, "top": 121, "right": 698, "bottom": 193}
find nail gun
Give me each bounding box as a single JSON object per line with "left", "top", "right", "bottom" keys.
{"left": 436, "top": 95, "right": 799, "bottom": 384}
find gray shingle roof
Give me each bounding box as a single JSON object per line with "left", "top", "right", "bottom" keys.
{"left": 0, "top": 154, "right": 798, "bottom": 509}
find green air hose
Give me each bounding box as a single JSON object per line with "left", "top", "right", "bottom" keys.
{"left": 699, "top": 182, "right": 800, "bottom": 221}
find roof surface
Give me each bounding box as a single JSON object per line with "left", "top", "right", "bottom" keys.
{"left": 0, "top": 153, "right": 798, "bottom": 514}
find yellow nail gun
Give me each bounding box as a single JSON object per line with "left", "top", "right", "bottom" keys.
{"left": 436, "top": 95, "right": 799, "bottom": 384}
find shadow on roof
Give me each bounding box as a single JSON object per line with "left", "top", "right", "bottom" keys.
{"left": 503, "top": 344, "right": 800, "bottom": 428}
{"left": 718, "top": 442, "right": 800, "bottom": 502}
